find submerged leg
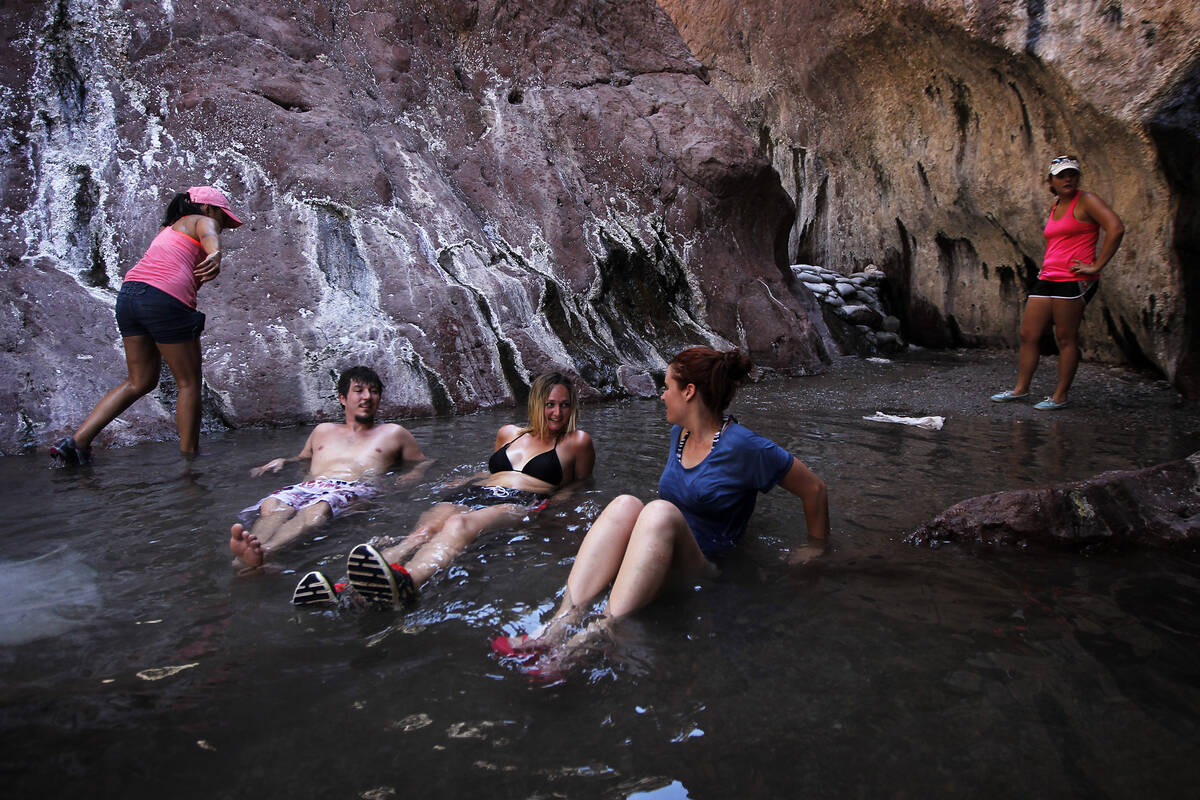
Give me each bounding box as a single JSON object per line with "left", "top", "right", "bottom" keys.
{"left": 377, "top": 503, "right": 460, "bottom": 565}
{"left": 157, "top": 338, "right": 203, "bottom": 454}
{"left": 400, "top": 504, "right": 527, "bottom": 587}
{"left": 502, "top": 495, "right": 645, "bottom": 652}
{"left": 230, "top": 499, "right": 331, "bottom": 570}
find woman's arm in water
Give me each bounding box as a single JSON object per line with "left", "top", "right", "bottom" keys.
{"left": 540, "top": 430, "right": 597, "bottom": 509}
{"left": 566, "top": 430, "right": 596, "bottom": 481}
{"left": 779, "top": 456, "right": 830, "bottom": 564}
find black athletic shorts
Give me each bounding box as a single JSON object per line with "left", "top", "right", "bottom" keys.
{"left": 1028, "top": 279, "right": 1099, "bottom": 305}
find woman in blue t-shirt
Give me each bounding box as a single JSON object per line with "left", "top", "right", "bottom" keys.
{"left": 494, "top": 346, "right": 828, "bottom": 662}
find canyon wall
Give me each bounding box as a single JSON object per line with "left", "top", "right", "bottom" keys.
{"left": 0, "top": 0, "right": 827, "bottom": 453}
{"left": 659, "top": 0, "right": 1200, "bottom": 395}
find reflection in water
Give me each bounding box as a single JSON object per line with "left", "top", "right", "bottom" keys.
{"left": 0, "top": 548, "right": 100, "bottom": 646}
{"left": 2, "top": 356, "right": 1200, "bottom": 798}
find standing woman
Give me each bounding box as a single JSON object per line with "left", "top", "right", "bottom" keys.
{"left": 494, "top": 347, "right": 829, "bottom": 662}
{"left": 991, "top": 156, "right": 1124, "bottom": 410}
{"left": 50, "top": 186, "right": 243, "bottom": 464}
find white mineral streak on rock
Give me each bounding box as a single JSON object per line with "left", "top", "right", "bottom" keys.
{"left": 21, "top": 1, "right": 128, "bottom": 301}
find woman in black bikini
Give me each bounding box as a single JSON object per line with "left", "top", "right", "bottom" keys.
{"left": 292, "top": 372, "right": 595, "bottom": 606}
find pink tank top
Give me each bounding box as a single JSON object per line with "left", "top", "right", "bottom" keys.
{"left": 1040, "top": 193, "right": 1099, "bottom": 282}
{"left": 123, "top": 227, "right": 207, "bottom": 308}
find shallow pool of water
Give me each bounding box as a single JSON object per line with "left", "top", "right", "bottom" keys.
{"left": 3, "top": 353, "right": 1200, "bottom": 798}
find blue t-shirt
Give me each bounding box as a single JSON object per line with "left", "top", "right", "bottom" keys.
{"left": 658, "top": 422, "right": 794, "bottom": 555}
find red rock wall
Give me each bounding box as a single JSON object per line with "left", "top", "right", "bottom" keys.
{"left": 0, "top": 0, "right": 825, "bottom": 452}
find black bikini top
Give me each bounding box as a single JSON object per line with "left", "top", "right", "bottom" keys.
{"left": 487, "top": 431, "right": 564, "bottom": 486}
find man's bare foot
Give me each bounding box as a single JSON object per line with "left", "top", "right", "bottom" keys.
{"left": 229, "top": 523, "right": 265, "bottom": 569}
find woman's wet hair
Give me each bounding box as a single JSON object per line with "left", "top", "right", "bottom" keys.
{"left": 337, "top": 365, "right": 383, "bottom": 397}
{"left": 669, "top": 346, "right": 753, "bottom": 413}
{"left": 163, "top": 192, "right": 207, "bottom": 227}
{"left": 526, "top": 372, "right": 578, "bottom": 439}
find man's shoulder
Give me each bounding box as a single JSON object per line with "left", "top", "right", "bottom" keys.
{"left": 374, "top": 422, "right": 417, "bottom": 446}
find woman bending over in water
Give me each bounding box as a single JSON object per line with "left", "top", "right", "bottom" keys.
{"left": 494, "top": 346, "right": 829, "bottom": 664}
{"left": 292, "top": 371, "right": 596, "bottom": 607}
{"left": 51, "top": 186, "right": 242, "bottom": 463}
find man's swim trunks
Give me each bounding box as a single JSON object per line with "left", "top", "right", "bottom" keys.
{"left": 440, "top": 484, "right": 550, "bottom": 512}
{"left": 241, "top": 478, "right": 380, "bottom": 521}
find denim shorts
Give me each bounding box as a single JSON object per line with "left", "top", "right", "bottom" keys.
{"left": 115, "top": 281, "right": 205, "bottom": 343}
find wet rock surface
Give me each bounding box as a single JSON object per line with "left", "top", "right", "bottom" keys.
{"left": 0, "top": 0, "right": 824, "bottom": 454}
{"left": 906, "top": 453, "right": 1200, "bottom": 551}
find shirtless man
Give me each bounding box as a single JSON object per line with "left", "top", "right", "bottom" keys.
{"left": 229, "top": 365, "right": 427, "bottom": 572}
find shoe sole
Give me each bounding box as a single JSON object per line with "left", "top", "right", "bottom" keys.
{"left": 347, "top": 544, "right": 400, "bottom": 606}
{"left": 292, "top": 571, "right": 337, "bottom": 605}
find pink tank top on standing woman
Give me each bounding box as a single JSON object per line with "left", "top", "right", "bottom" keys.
{"left": 123, "top": 227, "right": 208, "bottom": 308}
{"left": 1040, "top": 193, "right": 1100, "bottom": 282}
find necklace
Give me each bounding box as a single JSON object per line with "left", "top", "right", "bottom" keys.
{"left": 675, "top": 415, "right": 736, "bottom": 461}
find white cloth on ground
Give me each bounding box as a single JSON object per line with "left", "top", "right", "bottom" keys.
{"left": 862, "top": 412, "right": 945, "bottom": 430}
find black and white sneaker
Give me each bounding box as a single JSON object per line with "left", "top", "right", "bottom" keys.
{"left": 346, "top": 543, "right": 417, "bottom": 607}
{"left": 291, "top": 571, "right": 339, "bottom": 606}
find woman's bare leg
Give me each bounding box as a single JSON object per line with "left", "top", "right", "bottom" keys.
{"left": 378, "top": 503, "right": 460, "bottom": 564}
{"left": 1049, "top": 297, "right": 1086, "bottom": 403}
{"left": 158, "top": 338, "right": 203, "bottom": 454}
{"left": 73, "top": 335, "right": 161, "bottom": 447}
{"left": 561, "top": 494, "right": 646, "bottom": 612}
{"left": 1012, "top": 297, "right": 1054, "bottom": 396}
{"left": 401, "top": 504, "right": 527, "bottom": 587}
{"left": 537, "top": 495, "right": 708, "bottom": 642}
{"left": 604, "top": 499, "right": 709, "bottom": 618}
{"left": 527, "top": 499, "right": 709, "bottom": 665}
{"left": 502, "top": 495, "right": 645, "bottom": 652}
